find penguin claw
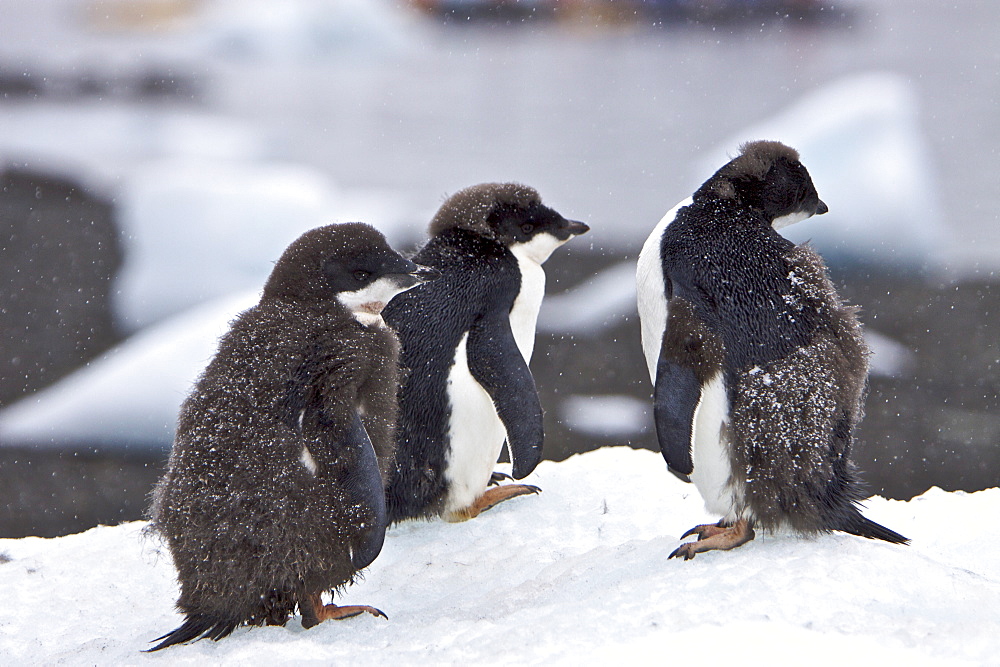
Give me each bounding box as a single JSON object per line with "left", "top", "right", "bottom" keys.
{"left": 670, "top": 518, "right": 756, "bottom": 560}
{"left": 668, "top": 543, "right": 699, "bottom": 561}
{"left": 488, "top": 471, "right": 514, "bottom": 486}
{"left": 680, "top": 521, "right": 730, "bottom": 540}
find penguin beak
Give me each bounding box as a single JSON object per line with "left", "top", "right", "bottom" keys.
{"left": 383, "top": 257, "right": 437, "bottom": 291}
{"left": 389, "top": 264, "right": 439, "bottom": 291}
{"left": 815, "top": 200, "right": 829, "bottom": 215}
{"left": 411, "top": 264, "right": 440, "bottom": 283}
{"left": 564, "top": 219, "right": 590, "bottom": 236}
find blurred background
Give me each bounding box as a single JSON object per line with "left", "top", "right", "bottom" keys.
{"left": 1, "top": 0, "right": 997, "bottom": 538}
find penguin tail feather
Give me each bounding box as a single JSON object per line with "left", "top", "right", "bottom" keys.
{"left": 837, "top": 512, "right": 910, "bottom": 545}
{"left": 145, "top": 613, "right": 238, "bottom": 652}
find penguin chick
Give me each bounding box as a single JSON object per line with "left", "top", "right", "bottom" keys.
{"left": 383, "top": 183, "right": 589, "bottom": 524}
{"left": 147, "top": 223, "right": 435, "bottom": 650}
{"left": 635, "top": 140, "right": 908, "bottom": 559}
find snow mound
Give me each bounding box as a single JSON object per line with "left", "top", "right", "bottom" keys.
{"left": 706, "top": 72, "right": 946, "bottom": 270}
{"left": 0, "top": 105, "right": 413, "bottom": 332}
{"left": 559, "top": 394, "right": 650, "bottom": 438}
{"left": 113, "top": 158, "right": 412, "bottom": 330}
{"left": 114, "top": 160, "right": 344, "bottom": 330}
{"left": 1, "top": 447, "right": 996, "bottom": 664}
{"left": 0, "top": 104, "right": 265, "bottom": 192}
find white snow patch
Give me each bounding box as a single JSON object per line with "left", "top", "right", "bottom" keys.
{"left": 0, "top": 104, "right": 266, "bottom": 192}
{"left": 0, "top": 448, "right": 996, "bottom": 664}
{"left": 0, "top": 104, "right": 415, "bottom": 332}
{"left": 866, "top": 329, "right": 916, "bottom": 378}
{"left": 198, "top": 0, "right": 423, "bottom": 62}
{"left": 114, "top": 160, "right": 343, "bottom": 330}
{"left": 558, "top": 395, "right": 649, "bottom": 438}
{"left": 538, "top": 260, "right": 638, "bottom": 336}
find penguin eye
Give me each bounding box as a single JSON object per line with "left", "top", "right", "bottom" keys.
{"left": 520, "top": 223, "right": 534, "bottom": 235}
{"left": 353, "top": 270, "right": 371, "bottom": 282}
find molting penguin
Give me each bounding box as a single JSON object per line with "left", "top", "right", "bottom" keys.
{"left": 147, "top": 223, "right": 435, "bottom": 650}
{"left": 635, "top": 140, "right": 908, "bottom": 559}
{"left": 383, "top": 183, "right": 589, "bottom": 523}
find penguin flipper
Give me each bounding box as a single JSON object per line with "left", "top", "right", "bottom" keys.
{"left": 467, "top": 314, "right": 544, "bottom": 480}
{"left": 340, "top": 411, "right": 389, "bottom": 570}
{"left": 146, "top": 614, "right": 238, "bottom": 652}
{"left": 653, "top": 356, "right": 700, "bottom": 479}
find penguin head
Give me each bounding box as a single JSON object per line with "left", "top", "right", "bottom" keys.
{"left": 702, "top": 140, "right": 828, "bottom": 229}
{"left": 264, "top": 222, "right": 437, "bottom": 315}
{"left": 429, "top": 182, "right": 589, "bottom": 263}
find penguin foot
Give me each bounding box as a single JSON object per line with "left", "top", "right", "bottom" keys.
{"left": 488, "top": 471, "right": 514, "bottom": 486}
{"left": 302, "top": 593, "right": 387, "bottom": 629}
{"left": 444, "top": 484, "right": 541, "bottom": 522}
{"left": 669, "top": 518, "right": 756, "bottom": 560}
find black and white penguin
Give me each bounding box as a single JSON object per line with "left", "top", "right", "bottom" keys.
{"left": 147, "top": 223, "right": 435, "bottom": 650}
{"left": 383, "top": 183, "right": 589, "bottom": 523}
{"left": 636, "top": 140, "right": 908, "bottom": 559}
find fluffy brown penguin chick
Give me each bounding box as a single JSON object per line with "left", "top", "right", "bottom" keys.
{"left": 636, "top": 141, "right": 909, "bottom": 559}
{"left": 147, "top": 223, "right": 435, "bottom": 650}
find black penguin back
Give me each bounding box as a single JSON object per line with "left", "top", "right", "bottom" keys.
{"left": 661, "top": 197, "right": 824, "bottom": 386}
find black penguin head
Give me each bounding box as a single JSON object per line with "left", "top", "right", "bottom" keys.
{"left": 263, "top": 222, "right": 436, "bottom": 314}
{"left": 700, "top": 140, "right": 828, "bottom": 229}
{"left": 429, "top": 182, "right": 589, "bottom": 263}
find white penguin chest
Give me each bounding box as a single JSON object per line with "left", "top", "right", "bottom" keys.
{"left": 439, "top": 238, "right": 555, "bottom": 514}
{"left": 636, "top": 197, "right": 692, "bottom": 384}
{"left": 443, "top": 333, "right": 509, "bottom": 513}
{"left": 508, "top": 240, "right": 552, "bottom": 363}
{"left": 689, "top": 371, "right": 746, "bottom": 522}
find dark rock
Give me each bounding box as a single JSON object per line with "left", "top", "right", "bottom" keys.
{"left": 0, "top": 447, "right": 165, "bottom": 538}
{"left": 0, "top": 167, "right": 123, "bottom": 408}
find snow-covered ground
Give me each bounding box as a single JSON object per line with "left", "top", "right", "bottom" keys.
{"left": 1, "top": 447, "right": 995, "bottom": 664}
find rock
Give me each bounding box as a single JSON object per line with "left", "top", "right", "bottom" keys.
{"left": 0, "top": 168, "right": 122, "bottom": 408}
